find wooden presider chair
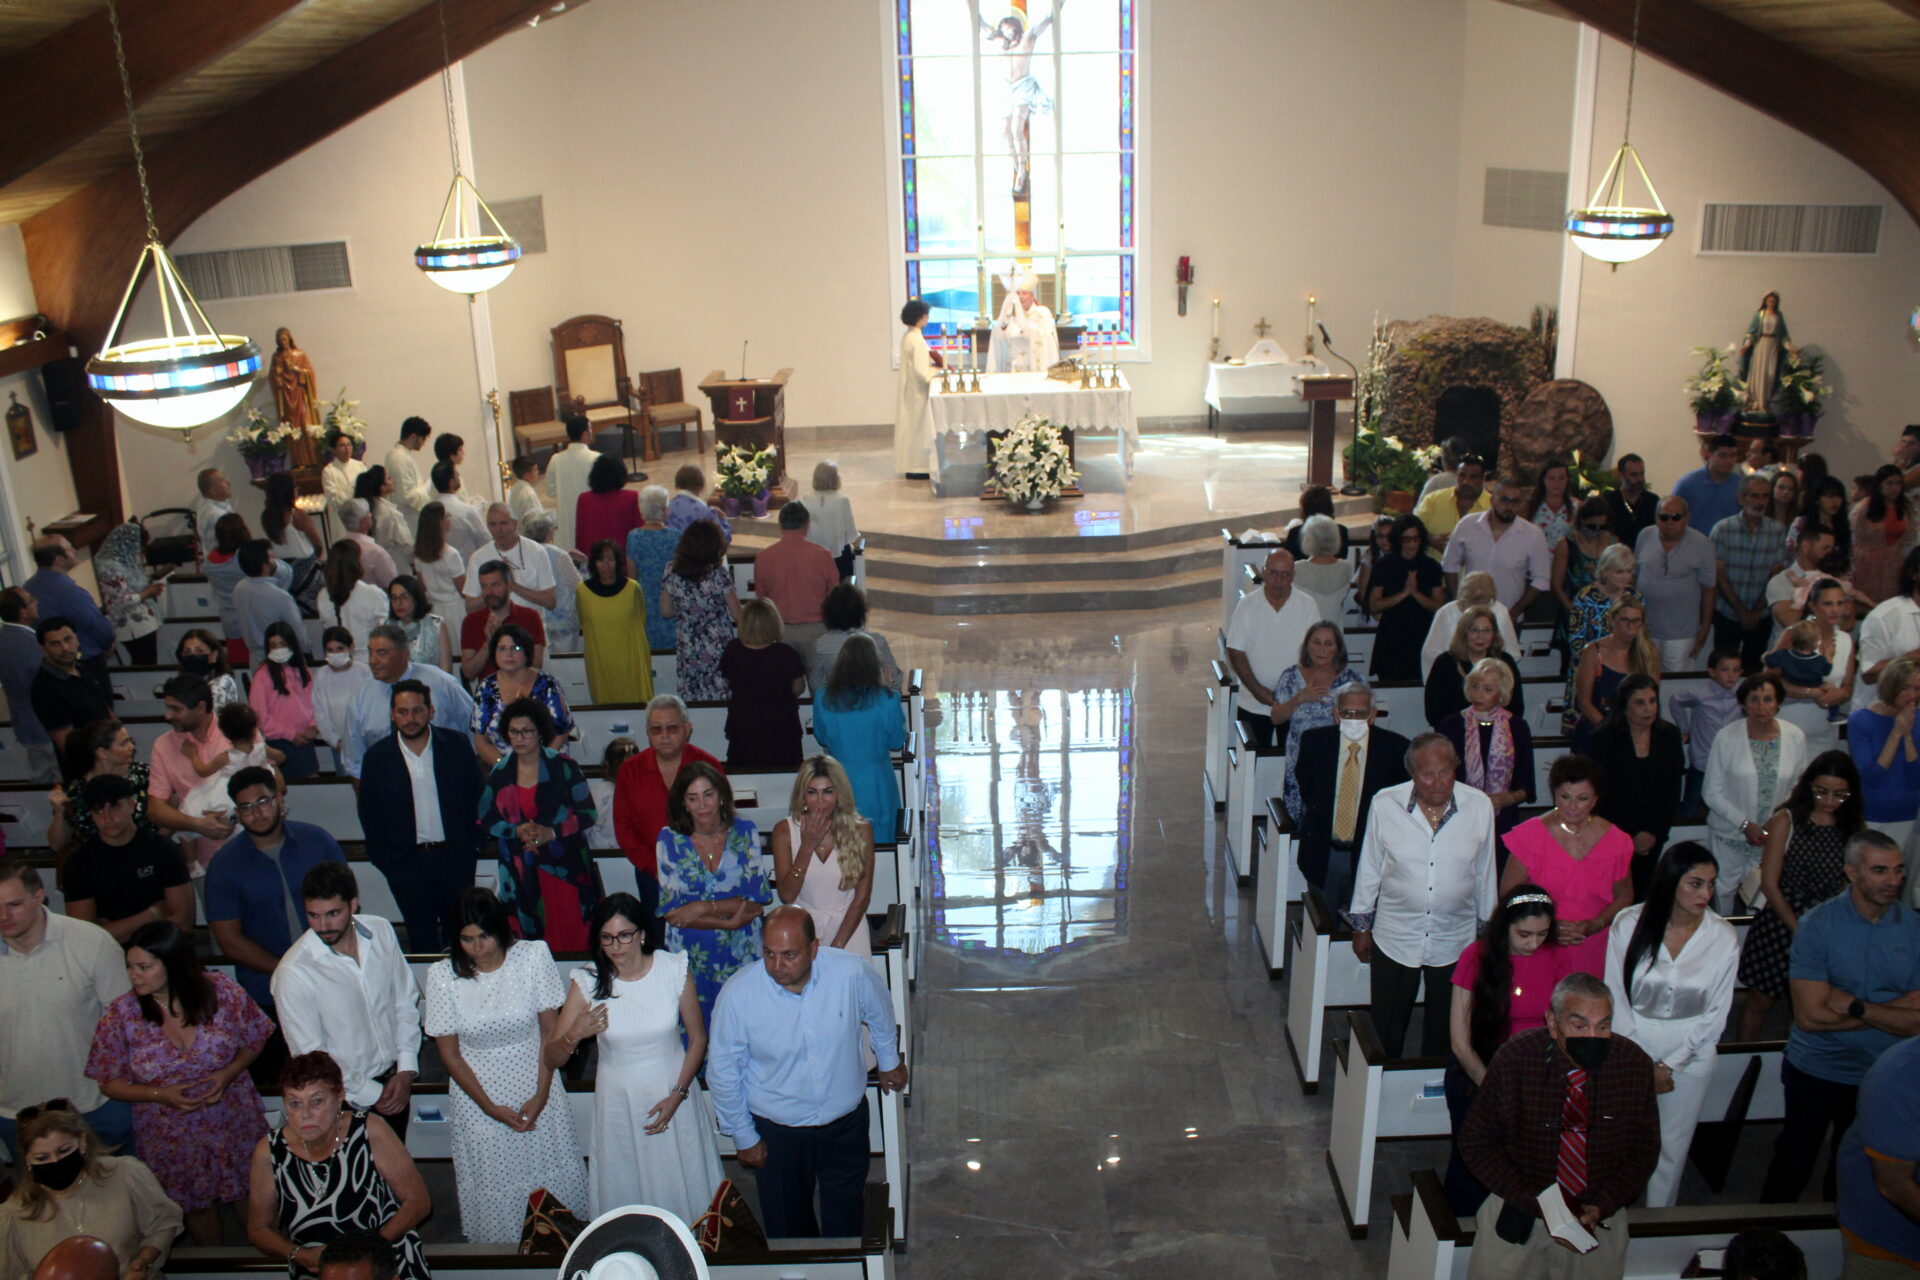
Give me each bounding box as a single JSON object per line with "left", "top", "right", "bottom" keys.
{"left": 551, "top": 314, "right": 637, "bottom": 462}
{"left": 636, "top": 368, "right": 704, "bottom": 458}
{"left": 507, "top": 386, "right": 567, "bottom": 457}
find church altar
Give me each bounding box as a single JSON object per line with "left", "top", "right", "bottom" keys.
{"left": 929, "top": 370, "right": 1137, "bottom": 495}
{"left": 1203, "top": 357, "right": 1325, "bottom": 428}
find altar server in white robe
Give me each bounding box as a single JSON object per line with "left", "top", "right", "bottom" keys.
{"left": 987, "top": 272, "right": 1059, "bottom": 373}
{"left": 1603, "top": 842, "right": 1739, "bottom": 1207}
{"left": 386, "top": 415, "right": 433, "bottom": 529}
{"left": 894, "top": 298, "right": 936, "bottom": 477}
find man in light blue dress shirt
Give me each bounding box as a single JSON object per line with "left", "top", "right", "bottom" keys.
{"left": 340, "top": 625, "right": 474, "bottom": 779}
{"left": 707, "top": 907, "right": 907, "bottom": 1238}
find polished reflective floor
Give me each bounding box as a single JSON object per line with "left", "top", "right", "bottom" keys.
{"left": 885, "top": 607, "right": 1391, "bottom": 1278}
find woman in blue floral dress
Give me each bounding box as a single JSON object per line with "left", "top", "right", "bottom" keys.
{"left": 658, "top": 519, "right": 740, "bottom": 703}
{"left": 627, "top": 486, "right": 681, "bottom": 654}
{"left": 470, "top": 624, "right": 574, "bottom": 767}
{"left": 1274, "top": 621, "right": 1367, "bottom": 823}
{"left": 1560, "top": 544, "right": 1638, "bottom": 734}
{"left": 655, "top": 762, "right": 771, "bottom": 1025}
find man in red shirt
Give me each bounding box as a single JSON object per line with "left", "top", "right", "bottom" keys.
{"left": 458, "top": 561, "right": 548, "bottom": 681}
{"left": 613, "top": 695, "right": 723, "bottom": 937}
{"left": 751, "top": 502, "right": 840, "bottom": 660}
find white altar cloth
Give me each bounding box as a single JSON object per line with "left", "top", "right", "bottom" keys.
{"left": 1203, "top": 359, "right": 1325, "bottom": 417}
{"left": 930, "top": 370, "right": 1137, "bottom": 480}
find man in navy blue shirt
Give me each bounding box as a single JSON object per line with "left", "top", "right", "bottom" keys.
{"left": 1837, "top": 1034, "right": 1920, "bottom": 1273}
{"left": 23, "top": 534, "right": 116, "bottom": 701}
{"left": 204, "top": 767, "right": 343, "bottom": 1080}
{"left": 1673, "top": 433, "right": 1746, "bottom": 536}
{"left": 1761, "top": 830, "right": 1920, "bottom": 1202}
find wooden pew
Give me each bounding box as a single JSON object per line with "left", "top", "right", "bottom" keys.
{"left": 1388, "top": 1168, "right": 1838, "bottom": 1280}
{"left": 1326, "top": 1007, "right": 1788, "bottom": 1238}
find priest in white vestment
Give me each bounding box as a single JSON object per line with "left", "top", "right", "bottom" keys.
{"left": 385, "top": 416, "right": 432, "bottom": 531}
{"left": 987, "top": 273, "right": 1059, "bottom": 373}
{"left": 894, "top": 298, "right": 936, "bottom": 477}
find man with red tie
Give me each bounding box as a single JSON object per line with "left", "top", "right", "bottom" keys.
{"left": 1457, "top": 972, "right": 1659, "bottom": 1279}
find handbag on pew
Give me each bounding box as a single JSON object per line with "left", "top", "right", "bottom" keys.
{"left": 691, "top": 1178, "right": 767, "bottom": 1256}
{"left": 519, "top": 1187, "right": 587, "bottom": 1256}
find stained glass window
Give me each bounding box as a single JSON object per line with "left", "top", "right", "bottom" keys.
{"left": 892, "top": 0, "right": 1140, "bottom": 350}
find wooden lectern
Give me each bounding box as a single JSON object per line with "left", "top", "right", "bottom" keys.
{"left": 699, "top": 368, "right": 792, "bottom": 492}
{"left": 1296, "top": 373, "right": 1354, "bottom": 489}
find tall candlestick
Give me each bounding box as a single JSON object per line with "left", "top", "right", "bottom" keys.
{"left": 1307, "top": 294, "right": 1317, "bottom": 337}
{"left": 1212, "top": 298, "right": 1221, "bottom": 340}
{"left": 968, "top": 333, "right": 975, "bottom": 372}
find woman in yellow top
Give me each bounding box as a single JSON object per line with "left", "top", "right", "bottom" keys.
{"left": 577, "top": 538, "right": 654, "bottom": 704}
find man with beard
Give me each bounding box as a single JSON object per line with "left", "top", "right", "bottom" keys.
{"left": 271, "top": 861, "right": 423, "bottom": 1138}
{"left": 1442, "top": 477, "right": 1550, "bottom": 613}
{"left": 342, "top": 625, "right": 474, "bottom": 780}
{"left": 355, "top": 679, "right": 484, "bottom": 952}
{"left": 204, "top": 767, "right": 345, "bottom": 1081}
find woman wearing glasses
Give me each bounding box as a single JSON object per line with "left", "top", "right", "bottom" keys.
{"left": 1570, "top": 593, "right": 1660, "bottom": 754}
{"left": 0, "top": 1100, "right": 181, "bottom": 1279}
{"left": 471, "top": 623, "right": 574, "bottom": 769}
{"left": 479, "top": 698, "right": 600, "bottom": 952}
{"left": 1735, "top": 752, "right": 1862, "bottom": 1040}
{"left": 542, "top": 893, "right": 721, "bottom": 1222}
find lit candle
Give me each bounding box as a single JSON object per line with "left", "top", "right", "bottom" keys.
{"left": 1307, "top": 294, "right": 1317, "bottom": 338}
{"left": 968, "top": 333, "right": 975, "bottom": 371}
{"left": 1212, "top": 298, "right": 1221, "bottom": 340}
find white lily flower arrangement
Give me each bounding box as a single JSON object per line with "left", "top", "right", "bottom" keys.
{"left": 992, "top": 416, "right": 1079, "bottom": 505}
{"left": 320, "top": 387, "right": 368, "bottom": 442}
{"left": 715, "top": 443, "right": 777, "bottom": 497}
{"left": 233, "top": 405, "right": 299, "bottom": 459}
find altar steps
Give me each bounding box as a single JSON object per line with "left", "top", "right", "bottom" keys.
{"left": 865, "top": 562, "right": 1219, "bottom": 615}
{"left": 861, "top": 539, "right": 1219, "bottom": 587}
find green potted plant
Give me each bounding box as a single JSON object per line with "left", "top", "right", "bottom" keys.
{"left": 1775, "top": 351, "right": 1831, "bottom": 438}
{"left": 1685, "top": 345, "right": 1742, "bottom": 435}
{"left": 714, "top": 444, "right": 777, "bottom": 516}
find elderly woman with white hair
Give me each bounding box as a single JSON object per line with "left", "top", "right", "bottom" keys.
{"left": 805, "top": 460, "right": 861, "bottom": 582}
{"left": 521, "top": 509, "right": 582, "bottom": 653}
{"left": 1421, "top": 570, "right": 1521, "bottom": 675}
{"left": 625, "top": 485, "right": 680, "bottom": 654}
{"left": 1293, "top": 514, "right": 1353, "bottom": 622}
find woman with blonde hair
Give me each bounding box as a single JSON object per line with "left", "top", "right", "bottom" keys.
{"left": 1436, "top": 656, "right": 1534, "bottom": 835}
{"left": 806, "top": 460, "right": 861, "bottom": 582}
{"left": 1571, "top": 593, "right": 1660, "bottom": 753}
{"left": 1560, "top": 542, "right": 1639, "bottom": 732}
{"left": 1424, "top": 603, "right": 1525, "bottom": 728}
{"left": 719, "top": 597, "right": 805, "bottom": 769}
{"left": 0, "top": 1102, "right": 181, "bottom": 1278}
{"left": 1420, "top": 569, "right": 1520, "bottom": 675}
{"left": 770, "top": 755, "right": 875, "bottom": 954}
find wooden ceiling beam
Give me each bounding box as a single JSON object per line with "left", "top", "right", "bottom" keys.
{"left": 0, "top": 0, "right": 307, "bottom": 191}
{"left": 1544, "top": 0, "right": 1920, "bottom": 228}
{"left": 22, "top": 0, "right": 571, "bottom": 349}
{"left": 1876, "top": 0, "right": 1920, "bottom": 25}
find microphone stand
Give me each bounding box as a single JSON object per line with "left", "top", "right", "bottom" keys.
{"left": 1318, "top": 323, "right": 1368, "bottom": 496}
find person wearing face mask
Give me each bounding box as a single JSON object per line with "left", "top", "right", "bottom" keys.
{"left": 174, "top": 629, "right": 242, "bottom": 712}
{"left": 1604, "top": 843, "right": 1739, "bottom": 1207}
{"left": 1292, "top": 684, "right": 1411, "bottom": 910}
{"left": 1457, "top": 972, "right": 1659, "bottom": 1278}
{"left": 310, "top": 627, "right": 373, "bottom": 772}
{"left": 0, "top": 1101, "right": 181, "bottom": 1280}
{"left": 248, "top": 622, "right": 321, "bottom": 779}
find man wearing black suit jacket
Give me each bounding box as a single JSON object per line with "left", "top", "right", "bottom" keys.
{"left": 1291, "top": 684, "right": 1410, "bottom": 909}
{"left": 355, "top": 679, "right": 483, "bottom": 953}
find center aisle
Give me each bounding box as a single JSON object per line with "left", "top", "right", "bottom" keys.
{"left": 883, "top": 609, "right": 1389, "bottom": 1278}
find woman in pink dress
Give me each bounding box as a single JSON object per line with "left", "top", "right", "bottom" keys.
{"left": 1498, "top": 754, "right": 1634, "bottom": 977}
{"left": 85, "top": 921, "right": 273, "bottom": 1245}
{"left": 770, "top": 755, "right": 875, "bottom": 955}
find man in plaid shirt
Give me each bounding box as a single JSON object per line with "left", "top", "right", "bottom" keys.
{"left": 1711, "top": 473, "right": 1787, "bottom": 669}
{"left": 1459, "top": 972, "right": 1659, "bottom": 1279}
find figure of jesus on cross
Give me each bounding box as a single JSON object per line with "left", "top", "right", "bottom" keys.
{"left": 980, "top": 2, "right": 1058, "bottom": 198}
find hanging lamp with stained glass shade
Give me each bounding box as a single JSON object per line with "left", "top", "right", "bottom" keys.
{"left": 84, "top": 0, "right": 260, "bottom": 433}
{"left": 1566, "top": 0, "right": 1674, "bottom": 268}
{"left": 415, "top": 0, "right": 520, "bottom": 294}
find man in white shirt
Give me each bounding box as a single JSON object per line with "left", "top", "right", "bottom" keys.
{"left": 463, "top": 503, "right": 557, "bottom": 610}
{"left": 0, "top": 857, "right": 134, "bottom": 1161}
{"left": 1854, "top": 546, "right": 1920, "bottom": 706}
{"left": 338, "top": 499, "right": 397, "bottom": 589}
{"left": 271, "top": 861, "right": 422, "bottom": 1137}
{"left": 322, "top": 432, "right": 368, "bottom": 518}
{"left": 1347, "top": 733, "right": 1497, "bottom": 1058}
{"left": 387, "top": 416, "right": 433, "bottom": 525}
{"left": 1223, "top": 549, "right": 1320, "bottom": 749}
{"left": 431, "top": 462, "right": 492, "bottom": 562}
{"left": 192, "top": 468, "right": 234, "bottom": 541}
{"left": 506, "top": 455, "right": 546, "bottom": 527}
{"left": 544, "top": 415, "right": 600, "bottom": 552}
{"left": 1441, "top": 476, "right": 1550, "bottom": 612}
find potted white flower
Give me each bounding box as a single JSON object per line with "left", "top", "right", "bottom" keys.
{"left": 991, "top": 416, "right": 1079, "bottom": 510}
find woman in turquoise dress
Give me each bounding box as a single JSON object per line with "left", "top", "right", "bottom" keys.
{"left": 812, "top": 635, "right": 908, "bottom": 843}
{"left": 626, "top": 486, "right": 681, "bottom": 654}
{"left": 655, "top": 762, "right": 772, "bottom": 1024}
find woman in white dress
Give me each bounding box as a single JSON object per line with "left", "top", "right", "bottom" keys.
{"left": 411, "top": 502, "right": 469, "bottom": 623}
{"left": 769, "top": 755, "right": 874, "bottom": 956}
{"left": 542, "top": 893, "right": 722, "bottom": 1223}
{"left": 318, "top": 541, "right": 390, "bottom": 662}
{"left": 424, "top": 888, "right": 588, "bottom": 1243}
{"left": 1767, "top": 577, "right": 1854, "bottom": 757}
{"left": 893, "top": 299, "right": 935, "bottom": 477}
{"left": 1603, "top": 842, "right": 1739, "bottom": 1207}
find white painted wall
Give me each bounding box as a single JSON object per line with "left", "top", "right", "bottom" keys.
{"left": 0, "top": 230, "right": 87, "bottom": 589}
{"left": 1564, "top": 36, "right": 1920, "bottom": 488}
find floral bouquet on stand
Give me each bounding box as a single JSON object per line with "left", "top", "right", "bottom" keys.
{"left": 1344, "top": 425, "right": 1430, "bottom": 512}
{"left": 1775, "top": 351, "right": 1831, "bottom": 437}
{"left": 320, "top": 387, "right": 369, "bottom": 457}
{"left": 1685, "top": 346, "right": 1743, "bottom": 434}
{"left": 715, "top": 443, "right": 778, "bottom": 516}
{"left": 991, "top": 416, "right": 1079, "bottom": 509}
{"left": 232, "top": 405, "right": 298, "bottom": 480}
